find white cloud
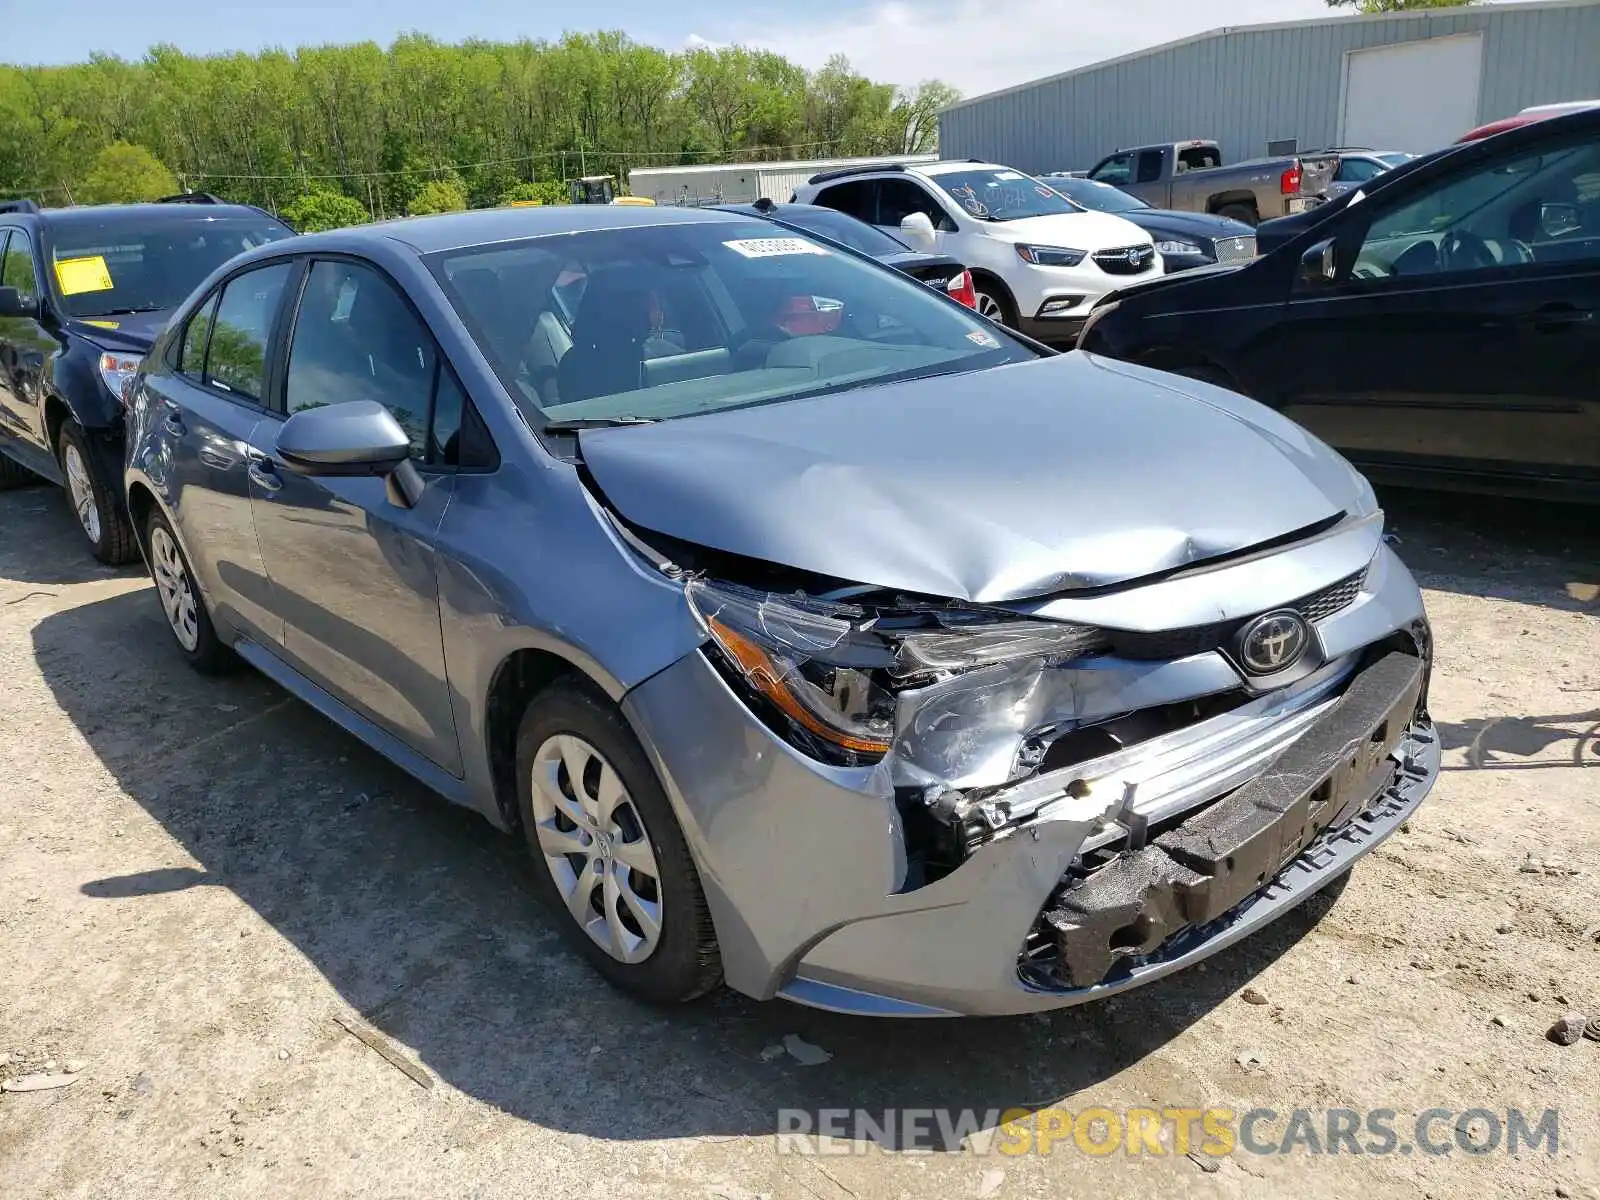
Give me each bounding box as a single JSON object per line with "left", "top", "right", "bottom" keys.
{"left": 717, "top": 0, "right": 1342, "bottom": 95}
{"left": 683, "top": 33, "right": 725, "bottom": 52}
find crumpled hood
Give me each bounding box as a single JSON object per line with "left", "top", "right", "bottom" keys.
{"left": 67, "top": 308, "right": 171, "bottom": 354}
{"left": 580, "top": 352, "right": 1375, "bottom": 604}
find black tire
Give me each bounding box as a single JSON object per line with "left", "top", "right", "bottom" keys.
{"left": 972, "top": 277, "right": 1019, "bottom": 329}
{"left": 58, "top": 421, "right": 137, "bottom": 565}
{"left": 0, "top": 453, "right": 39, "bottom": 490}
{"left": 144, "top": 508, "right": 232, "bottom": 674}
{"left": 1216, "top": 203, "right": 1258, "bottom": 227}
{"left": 515, "top": 680, "right": 722, "bottom": 1004}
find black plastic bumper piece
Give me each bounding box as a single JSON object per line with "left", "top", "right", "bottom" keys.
{"left": 1041, "top": 651, "right": 1426, "bottom": 988}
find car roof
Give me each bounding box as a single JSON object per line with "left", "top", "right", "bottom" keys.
{"left": 34, "top": 202, "right": 282, "bottom": 228}
{"left": 915, "top": 160, "right": 1010, "bottom": 177}
{"left": 1458, "top": 100, "right": 1600, "bottom": 143}
{"left": 314, "top": 203, "right": 757, "bottom": 255}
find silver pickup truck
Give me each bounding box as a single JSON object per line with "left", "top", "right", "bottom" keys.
{"left": 1083, "top": 139, "right": 1338, "bottom": 227}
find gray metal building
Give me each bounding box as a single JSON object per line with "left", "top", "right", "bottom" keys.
{"left": 939, "top": 0, "right": 1600, "bottom": 174}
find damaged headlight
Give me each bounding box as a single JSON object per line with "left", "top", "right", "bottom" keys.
{"left": 686, "top": 579, "right": 1106, "bottom": 765}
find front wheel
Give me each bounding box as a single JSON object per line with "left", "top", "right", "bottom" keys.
{"left": 58, "top": 422, "right": 137, "bottom": 565}
{"left": 516, "top": 681, "right": 722, "bottom": 1004}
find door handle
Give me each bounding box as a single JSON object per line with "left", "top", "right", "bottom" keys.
{"left": 246, "top": 452, "right": 282, "bottom": 493}
{"left": 1520, "top": 304, "right": 1594, "bottom": 331}
{"left": 162, "top": 408, "right": 186, "bottom": 437}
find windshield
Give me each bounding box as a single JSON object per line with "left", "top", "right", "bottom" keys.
{"left": 48, "top": 213, "right": 292, "bottom": 319}
{"left": 773, "top": 207, "right": 910, "bottom": 256}
{"left": 431, "top": 219, "right": 1035, "bottom": 426}
{"left": 929, "top": 168, "right": 1084, "bottom": 221}
{"left": 1046, "top": 177, "right": 1149, "bottom": 214}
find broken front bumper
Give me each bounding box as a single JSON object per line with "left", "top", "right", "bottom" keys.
{"left": 624, "top": 634, "right": 1438, "bottom": 1017}
{"left": 1027, "top": 650, "right": 1427, "bottom": 991}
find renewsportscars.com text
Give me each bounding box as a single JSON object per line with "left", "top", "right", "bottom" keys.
{"left": 774, "top": 1106, "right": 1560, "bottom": 1157}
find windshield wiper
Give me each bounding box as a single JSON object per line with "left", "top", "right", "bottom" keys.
{"left": 541, "top": 416, "right": 659, "bottom": 432}
{"left": 86, "top": 305, "right": 166, "bottom": 317}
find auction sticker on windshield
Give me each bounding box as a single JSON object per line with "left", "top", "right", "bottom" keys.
{"left": 723, "top": 238, "right": 830, "bottom": 258}
{"left": 54, "top": 256, "right": 115, "bottom": 295}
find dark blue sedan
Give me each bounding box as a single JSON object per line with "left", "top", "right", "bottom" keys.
{"left": 1046, "top": 176, "right": 1257, "bottom": 272}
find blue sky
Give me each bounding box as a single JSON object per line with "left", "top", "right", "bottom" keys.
{"left": 7, "top": 0, "right": 1457, "bottom": 95}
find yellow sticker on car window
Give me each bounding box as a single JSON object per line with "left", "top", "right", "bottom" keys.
{"left": 54, "top": 256, "right": 115, "bottom": 295}
{"left": 81, "top": 319, "right": 120, "bottom": 329}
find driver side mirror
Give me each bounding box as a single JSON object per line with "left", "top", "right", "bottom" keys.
{"left": 275, "top": 399, "right": 424, "bottom": 507}
{"left": 899, "top": 212, "right": 938, "bottom": 251}
{"left": 1539, "top": 202, "right": 1581, "bottom": 239}
{"left": 1299, "top": 237, "right": 1339, "bottom": 285}
{"left": 0, "top": 286, "right": 39, "bottom": 320}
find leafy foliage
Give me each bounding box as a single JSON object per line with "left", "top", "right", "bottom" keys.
{"left": 407, "top": 176, "right": 469, "bottom": 215}
{"left": 78, "top": 142, "right": 177, "bottom": 204}
{"left": 0, "top": 35, "right": 959, "bottom": 220}
{"left": 1324, "top": 0, "right": 1474, "bottom": 11}
{"left": 281, "top": 188, "right": 370, "bottom": 231}
{"left": 497, "top": 181, "right": 567, "bottom": 206}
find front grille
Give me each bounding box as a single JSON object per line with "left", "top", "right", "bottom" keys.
{"left": 1106, "top": 566, "right": 1368, "bottom": 661}
{"left": 1298, "top": 569, "right": 1366, "bottom": 623}
{"left": 1093, "top": 245, "right": 1157, "bottom": 275}
{"left": 1213, "top": 235, "right": 1257, "bottom": 263}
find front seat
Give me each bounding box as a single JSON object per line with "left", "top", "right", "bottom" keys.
{"left": 556, "top": 269, "right": 655, "bottom": 404}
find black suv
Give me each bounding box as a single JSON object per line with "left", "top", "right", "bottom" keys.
{"left": 0, "top": 197, "right": 292, "bottom": 561}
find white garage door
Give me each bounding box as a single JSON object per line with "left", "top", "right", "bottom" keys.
{"left": 1340, "top": 34, "right": 1484, "bottom": 153}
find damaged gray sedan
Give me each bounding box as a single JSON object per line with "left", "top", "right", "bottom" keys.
{"left": 126, "top": 205, "right": 1438, "bottom": 1017}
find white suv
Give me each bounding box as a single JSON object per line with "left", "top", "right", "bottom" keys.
{"left": 792, "top": 160, "right": 1159, "bottom": 342}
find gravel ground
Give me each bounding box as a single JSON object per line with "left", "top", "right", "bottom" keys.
{"left": 1, "top": 481, "right": 1597, "bottom": 1200}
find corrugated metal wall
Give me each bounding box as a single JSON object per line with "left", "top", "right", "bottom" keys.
{"left": 939, "top": 0, "right": 1600, "bottom": 173}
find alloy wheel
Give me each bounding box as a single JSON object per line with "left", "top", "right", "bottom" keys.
{"left": 63, "top": 443, "right": 102, "bottom": 543}
{"left": 149, "top": 525, "right": 200, "bottom": 652}
{"left": 975, "top": 292, "right": 1006, "bottom": 323}
{"left": 529, "top": 733, "right": 664, "bottom": 964}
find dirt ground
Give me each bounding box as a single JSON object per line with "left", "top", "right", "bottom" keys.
{"left": 1, "top": 480, "right": 1597, "bottom": 1200}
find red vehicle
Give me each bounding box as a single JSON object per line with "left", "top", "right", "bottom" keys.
{"left": 1459, "top": 100, "right": 1600, "bottom": 143}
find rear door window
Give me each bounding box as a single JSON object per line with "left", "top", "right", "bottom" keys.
{"left": 812, "top": 180, "right": 873, "bottom": 222}
{"left": 1135, "top": 150, "right": 1165, "bottom": 184}
{"left": 204, "top": 262, "right": 293, "bottom": 402}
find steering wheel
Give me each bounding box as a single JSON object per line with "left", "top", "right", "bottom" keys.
{"left": 1440, "top": 228, "right": 1496, "bottom": 272}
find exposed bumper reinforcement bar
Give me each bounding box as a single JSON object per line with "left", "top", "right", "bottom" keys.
{"left": 1037, "top": 650, "right": 1426, "bottom": 989}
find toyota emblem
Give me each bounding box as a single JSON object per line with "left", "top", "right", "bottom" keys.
{"left": 1238, "top": 610, "right": 1310, "bottom": 675}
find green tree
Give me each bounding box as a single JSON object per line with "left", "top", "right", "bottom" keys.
{"left": 498, "top": 180, "right": 566, "bottom": 206}
{"left": 79, "top": 141, "right": 178, "bottom": 203}
{"left": 281, "top": 187, "right": 370, "bottom": 231}
{"left": 408, "top": 175, "right": 468, "bottom": 215}
{"left": 0, "top": 35, "right": 922, "bottom": 209}
{"left": 1325, "top": 0, "right": 1474, "bottom": 10}
{"left": 894, "top": 80, "right": 961, "bottom": 154}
